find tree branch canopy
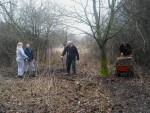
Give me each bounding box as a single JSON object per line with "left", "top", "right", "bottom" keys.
{"left": 65, "top": 0, "right": 126, "bottom": 48}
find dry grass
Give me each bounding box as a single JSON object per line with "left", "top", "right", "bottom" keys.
{"left": 0, "top": 74, "right": 111, "bottom": 113}
{"left": 0, "top": 51, "right": 112, "bottom": 113}
{"left": 0, "top": 49, "right": 150, "bottom": 113}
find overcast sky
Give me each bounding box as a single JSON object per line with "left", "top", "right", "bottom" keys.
{"left": 54, "top": 0, "right": 75, "bottom": 7}
{"left": 53, "top": 0, "right": 90, "bottom": 36}
{"left": 19, "top": 0, "right": 110, "bottom": 37}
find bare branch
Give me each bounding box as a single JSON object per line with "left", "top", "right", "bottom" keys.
{"left": 0, "top": 1, "right": 23, "bottom": 35}
{"left": 79, "top": 0, "right": 97, "bottom": 39}
{"left": 103, "top": 0, "right": 117, "bottom": 39}
{"left": 98, "top": 0, "right": 101, "bottom": 24}
{"left": 92, "top": 0, "right": 99, "bottom": 25}
{"left": 136, "top": 21, "right": 146, "bottom": 52}
{"left": 62, "top": 23, "right": 93, "bottom": 37}
{"left": 105, "top": 17, "right": 130, "bottom": 42}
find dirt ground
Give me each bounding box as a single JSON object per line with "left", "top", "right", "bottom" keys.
{"left": 0, "top": 61, "right": 150, "bottom": 113}
{"left": 0, "top": 50, "right": 150, "bottom": 113}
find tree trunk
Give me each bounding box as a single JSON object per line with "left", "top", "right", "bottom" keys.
{"left": 100, "top": 46, "right": 109, "bottom": 77}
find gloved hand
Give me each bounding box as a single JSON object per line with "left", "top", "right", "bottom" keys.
{"left": 24, "top": 58, "right": 29, "bottom": 62}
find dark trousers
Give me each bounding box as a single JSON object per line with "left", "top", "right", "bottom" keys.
{"left": 66, "top": 58, "right": 76, "bottom": 74}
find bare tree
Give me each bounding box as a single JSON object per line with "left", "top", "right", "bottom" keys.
{"left": 118, "top": 0, "right": 150, "bottom": 67}
{"left": 61, "top": 0, "right": 127, "bottom": 77}
{"left": 0, "top": 0, "right": 63, "bottom": 69}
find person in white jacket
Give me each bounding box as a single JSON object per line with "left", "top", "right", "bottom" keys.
{"left": 16, "top": 42, "right": 28, "bottom": 78}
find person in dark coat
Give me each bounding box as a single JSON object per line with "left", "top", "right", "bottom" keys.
{"left": 119, "top": 43, "right": 132, "bottom": 56}
{"left": 61, "top": 41, "right": 79, "bottom": 75}
{"left": 126, "top": 43, "right": 132, "bottom": 56}
{"left": 119, "top": 43, "right": 126, "bottom": 56}
{"left": 24, "top": 44, "right": 36, "bottom": 75}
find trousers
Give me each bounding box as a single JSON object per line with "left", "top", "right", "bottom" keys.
{"left": 24, "top": 61, "right": 35, "bottom": 72}
{"left": 17, "top": 60, "right": 25, "bottom": 76}
{"left": 66, "top": 58, "right": 76, "bottom": 74}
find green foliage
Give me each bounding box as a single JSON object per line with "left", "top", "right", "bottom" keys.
{"left": 100, "top": 58, "right": 109, "bottom": 77}
{"left": 99, "top": 47, "right": 109, "bottom": 77}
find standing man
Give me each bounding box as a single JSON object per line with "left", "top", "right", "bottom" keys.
{"left": 61, "top": 41, "right": 79, "bottom": 75}
{"left": 24, "top": 43, "right": 36, "bottom": 76}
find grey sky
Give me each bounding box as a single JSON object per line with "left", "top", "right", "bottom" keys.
{"left": 18, "top": 0, "right": 112, "bottom": 37}
{"left": 53, "top": 0, "right": 110, "bottom": 36}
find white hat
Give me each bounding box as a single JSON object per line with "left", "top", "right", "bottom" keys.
{"left": 67, "top": 41, "right": 73, "bottom": 45}
{"left": 17, "top": 42, "right": 23, "bottom": 46}
{"left": 17, "top": 42, "right": 23, "bottom": 49}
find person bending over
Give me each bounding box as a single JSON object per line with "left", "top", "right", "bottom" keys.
{"left": 119, "top": 43, "right": 132, "bottom": 56}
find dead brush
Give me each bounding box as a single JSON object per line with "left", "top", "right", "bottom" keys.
{"left": 0, "top": 47, "right": 114, "bottom": 113}
{"left": 0, "top": 74, "right": 69, "bottom": 112}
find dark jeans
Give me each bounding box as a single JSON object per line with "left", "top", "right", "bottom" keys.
{"left": 66, "top": 58, "right": 76, "bottom": 74}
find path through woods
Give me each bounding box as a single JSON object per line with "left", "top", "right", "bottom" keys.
{"left": 0, "top": 54, "right": 150, "bottom": 113}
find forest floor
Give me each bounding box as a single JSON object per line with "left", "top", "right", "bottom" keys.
{"left": 0, "top": 55, "right": 150, "bottom": 113}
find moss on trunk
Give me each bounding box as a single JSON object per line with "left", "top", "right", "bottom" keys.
{"left": 100, "top": 46, "right": 109, "bottom": 77}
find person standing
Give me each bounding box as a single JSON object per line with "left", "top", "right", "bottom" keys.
{"left": 24, "top": 43, "right": 36, "bottom": 76}
{"left": 61, "top": 41, "right": 79, "bottom": 75}
{"left": 16, "top": 42, "right": 28, "bottom": 78}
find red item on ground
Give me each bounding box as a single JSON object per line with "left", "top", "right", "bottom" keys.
{"left": 116, "top": 66, "right": 129, "bottom": 73}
